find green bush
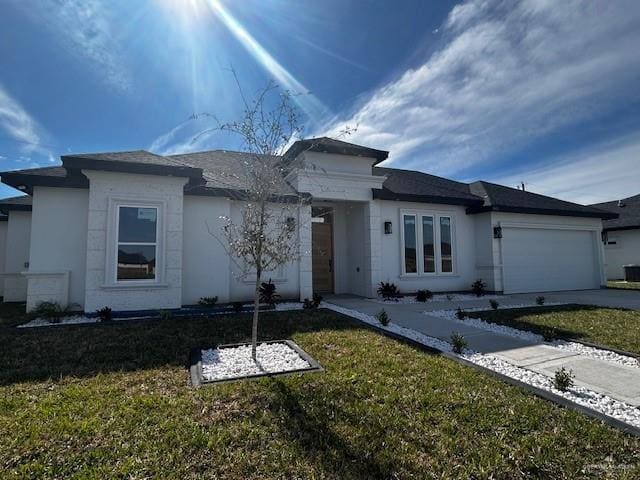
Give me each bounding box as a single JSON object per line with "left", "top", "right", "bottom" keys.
{"left": 259, "top": 280, "right": 279, "bottom": 305}
{"left": 536, "top": 296, "right": 546, "bottom": 306}
{"left": 312, "top": 292, "right": 323, "bottom": 307}
{"left": 377, "top": 282, "right": 400, "bottom": 301}
{"left": 158, "top": 310, "right": 173, "bottom": 321}
{"left": 198, "top": 296, "right": 218, "bottom": 306}
{"left": 471, "top": 279, "right": 486, "bottom": 297}
{"left": 450, "top": 332, "right": 468, "bottom": 354}
{"left": 415, "top": 289, "right": 433, "bottom": 302}
{"left": 489, "top": 299, "right": 499, "bottom": 310}
{"left": 553, "top": 367, "right": 574, "bottom": 392}
{"left": 96, "top": 306, "right": 112, "bottom": 322}
{"left": 232, "top": 302, "right": 244, "bottom": 313}
{"left": 303, "top": 298, "right": 315, "bottom": 310}
{"left": 541, "top": 325, "right": 558, "bottom": 342}
{"left": 455, "top": 307, "right": 466, "bottom": 320}
{"left": 31, "top": 301, "right": 68, "bottom": 323}
{"left": 376, "top": 309, "right": 390, "bottom": 327}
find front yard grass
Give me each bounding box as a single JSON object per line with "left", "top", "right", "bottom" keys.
{"left": 470, "top": 305, "right": 640, "bottom": 356}
{"left": 608, "top": 281, "right": 640, "bottom": 291}
{"left": 1, "top": 305, "right": 639, "bottom": 478}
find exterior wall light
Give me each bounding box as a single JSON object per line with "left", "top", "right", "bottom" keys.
{"left": 384, "top": 221, "right": 392, "bottom": 234}
{"left": 493, "top": 226, "right": 502, "bottom": 239}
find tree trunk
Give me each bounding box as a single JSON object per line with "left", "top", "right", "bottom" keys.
{"left": 251, "top": 271, "right": 261, "bottom": 362}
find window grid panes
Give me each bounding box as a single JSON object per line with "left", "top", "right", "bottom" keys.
{"left": 403, "top": 215, "right": 417, "bottom": 274}
{"left": 422, "top": 216, "right": 435, "bottom": 273}
{"left": 440, "top": 216, "right": 453, "bottom": 273}
{"left": 117, "top": 206, "right": 158, "bottom": 281}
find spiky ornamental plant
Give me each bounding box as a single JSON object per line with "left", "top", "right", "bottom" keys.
{"left": 191, "top": 72, "right": 353, "bottom": 361}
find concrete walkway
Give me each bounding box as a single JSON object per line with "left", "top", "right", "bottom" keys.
{"left": 326, "top": 292, "right": 640, "bottom": 407}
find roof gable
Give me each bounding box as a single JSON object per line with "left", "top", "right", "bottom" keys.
{"left": 591, "top": 194, "right": 640, "bottom": 230}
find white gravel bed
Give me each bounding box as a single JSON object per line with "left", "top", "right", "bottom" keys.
{"left": 17, "top": 315, "right": 100, "bottom": 328}
{"left": 370, "top": 293, "right": 502, "bottom": 304}
{"left": 428, "top": 305, "right": 639, "bottom": 368}
{"left": 201, "top": 342, "right": 310, "bottom": 381}
{"left": 324, "top": 302, "right": 640, "bottom": 429}
{"left": 275, "top": 302, "right": 305, "bottom": 311}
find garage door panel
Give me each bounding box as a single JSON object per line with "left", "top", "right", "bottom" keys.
{"left": 502, "top": 228, "right": 599, "bottom": 294}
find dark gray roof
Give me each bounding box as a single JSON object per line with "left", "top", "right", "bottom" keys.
{"left": 168, "top": 150, "right": 298, "bottom": 197}
{"left": 373, "top": 167, "right": 483, "bottom": 206}
{"left": 591, "top": 194, "right": 640, "bottom": 231}
{"left": 62, "top": 150, "right": 203, "bottom": 180}
{"left": 285, "top": 137, "right": 389, "bottom": 163}
{"left": 468, "top": 181, "right": 616, "bottom": 219}
{"left": 0, "top": 194, "right": 32, "bottom": 214}
{"left": 0, "top": 141, "right": 619, "bottom": 220}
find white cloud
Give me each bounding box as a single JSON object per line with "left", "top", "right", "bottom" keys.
{"left": 325, "top": 0, "right": 640, "bottom": 178}
{"left": 19, "top": 0, "right": 130, "bottom": 92}
{"left": 489, "top": 133, "right": 640, "bottom": 205}
{"left": 0, "top": 84, "right": 53, "bottom": 162}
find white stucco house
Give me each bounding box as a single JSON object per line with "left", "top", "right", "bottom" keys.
{"left": 591, "top": 194, "right": 640, "bottom": 280}
{"left": 0, "top": 137, "right": 616, "bottom": 313}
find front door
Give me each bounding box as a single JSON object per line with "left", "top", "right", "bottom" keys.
{"left": 312, "top": 208, "right": 334, "bottom": 293}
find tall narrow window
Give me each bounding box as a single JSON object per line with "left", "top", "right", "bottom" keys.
{"left": 422, "top": 216, "right": 435, "bottom": 273}
{"left": 403, "top": 214, "right": 417, "bottom": 273}
{"left": 117, "top": 206, "right": 158, "bottom": 281}
{"left": 440, "top": 216, "right": 453, "bottom": 273}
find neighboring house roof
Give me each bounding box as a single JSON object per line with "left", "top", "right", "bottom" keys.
{"left": 0, "top": 139, "right": 616, "bottom": 220}
{"left": 372, "top": 167, "right": 483, "bottom": 206}
{"left": 591, "top": 194, "right": 640, "bottom": 231}
{"left": 0, "top": 194, "right": 32, "bottom": 214}
{"left": 284, "top": 137, "right": 389, "bottom": 164}
{"left": 467, "top": 181, "right": 617, "bottom": 219}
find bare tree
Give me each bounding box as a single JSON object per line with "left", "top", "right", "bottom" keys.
{"left": 194, "top": 77, "right": 308, "bottom": 361}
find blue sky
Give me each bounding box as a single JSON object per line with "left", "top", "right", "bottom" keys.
{"left": 0, "top": 0, "right": 639, "bottom": 204}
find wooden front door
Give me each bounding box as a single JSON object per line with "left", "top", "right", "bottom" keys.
{"left": 312, "top": 221, "right": 334, "bottom": 293}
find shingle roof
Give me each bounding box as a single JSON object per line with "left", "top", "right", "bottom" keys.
{"left": 591, "top": 194, "right": 640, "bottom": 230}
{"left": 372, "top": 167, "right": 483, "bottom": 206}
{"left": 285, "top": 137, "right": 389, "bottom": 163}
{"left": 468, "top": 181, "right": 616, "bottom": 219}
{"left": 63, "top": 150, "right": 177, "bottom": 167}
{"left": 0, "top": 194, "right": 32, "bottom": 214}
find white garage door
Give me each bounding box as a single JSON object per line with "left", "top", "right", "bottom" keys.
{"left": 502, "top": 227, "right": 600, "bottom": 294}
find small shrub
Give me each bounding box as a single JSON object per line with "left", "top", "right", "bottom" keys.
{"left": 553, "top": 367, "right": 574, "bottom": 392}
{"left": 303, "top": 298, "right": 315, "bottom": 310}
{"left": 32, "top": 301, "right": 67, "bottom": 323}
{"left": 259, "top": 279, "right": 280, "bottom": 305}
{"left": 415, "top": 289, "right": 433, "bottom": 302}
{"left": 198, "top": 296, "right": 218, "bottom": 306}
{"left": 377, "top": 282, "right": 400, "bottom": 301}
{"left": 450, "top": 332, "right": 468, "bottom": 354}
{"left": 536, "top": 296, "right": 545, "bottom": 306}
{"left": 232, "top": 302, "right": 244, "bottom": 313}
{"left": 96, "top": 306, "right": 112, "bottom": 322}
{"left": 376, "top": 309, "right": 390, "bottom": 326}
{"left": 455, "top": 307, "right": 466, "bottom": 320}
{"left": 158, "top": 310, "right": 173, "bottom": 321}
{"left": 489, "top": 299, "right": 499, "bottom": 310}
{"left": 541, "top": 325, "right": 558, "bottom": 342}
{"left": 312, "top": 292, "right": 323, "bottom": 308}
{"left": 446, "top": 294, "right": 453, "bottom": 301}
{"left": 471, "top": 279, "right": 487, "bottom": 297}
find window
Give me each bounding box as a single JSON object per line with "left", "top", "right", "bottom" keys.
{"left": 440, "top": 216, "right": 453, "bottom": 273}
{"left": 116, "top": 206, "right": 158, "bottom": 281}
{"left": 422, "top": 216, "right": 435, "bottom": 273}
{"left": 403, "top": 214, "right": 417, "bottom": 273}
{"left": 401, "top": 211, "right": 455, "bottom": 275}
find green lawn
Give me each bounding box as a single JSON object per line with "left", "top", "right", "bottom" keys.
{"left": 1, "top": 306, "right": 639, "bottom": 479}
{"left": 470, "top": 305, "right": 640, "bottom": 356}
{"left": 608, "top": 281, "right": 640, "bottom": 291}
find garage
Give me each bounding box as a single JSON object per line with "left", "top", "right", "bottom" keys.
{"left": 501, "top": 227, "right": 600, "bottom": 294}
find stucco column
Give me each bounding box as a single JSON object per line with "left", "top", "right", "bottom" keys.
{"left": 298, "top": 204, "right": 313, "bottom": 301}
{"left": 364, "top": 201, "right": 382, "bottom": 298}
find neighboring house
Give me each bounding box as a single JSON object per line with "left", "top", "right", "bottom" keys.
{"left": 591, "top": 194, "right": 640, "bottom": 280}
{"left": 0, "top": 137, "right": 615, "bottom": 313}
